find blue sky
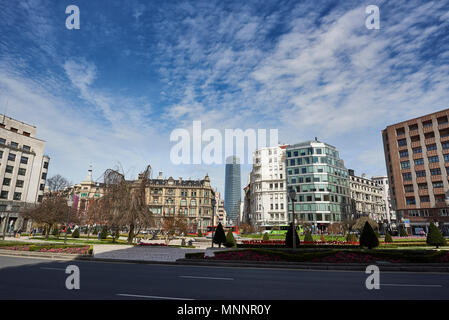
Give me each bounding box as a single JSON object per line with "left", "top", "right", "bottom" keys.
{"left": 1, "top": 0, "right": 449, "bottom": 196}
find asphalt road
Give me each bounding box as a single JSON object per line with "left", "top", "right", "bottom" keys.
{"left": 0, "top": 255, "right": 448, "bottom": 300}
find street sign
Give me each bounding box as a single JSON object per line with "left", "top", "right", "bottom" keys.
{"left": 404, "top": 219, "right": 410, "bottom": 227}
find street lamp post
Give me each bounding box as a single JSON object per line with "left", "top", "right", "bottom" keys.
{"left": 65, "top": 196, "right": 74, "bottom": 245}
{"left": 211, "top": 198, "right": 216, "bottom": 248}
{"left": 289, "top": 189, "right": 297, "bottom": 249}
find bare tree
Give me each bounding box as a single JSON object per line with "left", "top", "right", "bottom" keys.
{"left": 47, "top": 174, "right": 71, "bottom": 193}
{"left": 161, "top": 216, "right": 189, "bottom": 245}
{"left": 21, "top": 193, "right": 69, "bottom": 239}
{"left": 102, "top": 165, "right": 154, "bottom": 244}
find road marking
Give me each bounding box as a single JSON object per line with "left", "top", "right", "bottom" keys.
{"left": 40, "top": 267, "right": 66, "bottom": 271}
{"left": 179, "top": 275, "right": 234, "bottom": 280}
{"left": 382, "top": 284, "right": 443, "bottom": 288}
{"left": 116, "top": 293, "right": 194, "bottom": 300}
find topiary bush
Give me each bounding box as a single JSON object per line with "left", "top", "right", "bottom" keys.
{"left": 360, "top": 221, "right": 379, "bottom": 249}
{"left": 304, "top": 230, "right": 314, "bottom": 242}
{"left": 285, "top": 223, "right": 300, "bottom": 248}
{"left": 213, "top": 223, "right": 227, "bottom": 247}
{"left": 100, "top": 227, "right": 108, "bottom": 240}
{"left": 225, "top": 229, "right": 236, "bottom": 248}
{"left": 67, "top": 227, "right": 72, "bottom": 234}
{"left": 426, "top": 222, "right": 446, "bottom": 248}
{"left": 400, "top": 226, "right": 408, "bottom": 237}
{"left": 262, "top": 233, "right": 270, "bottom": 241}
{"left": 197, "top": 229, "right": 203, "bottom": 237}
{"left": 385, "top": 231, "right": 393, "bottom": 243}
{"left": 72, "top": 228, "right": 80, "bottom": 238}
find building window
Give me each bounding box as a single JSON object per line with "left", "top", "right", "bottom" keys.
{"left": 20, "top": 156, "right": 28, "bottom": 164}
{"left": 10, "top": 141, "right": 18, "bottom": 148}
{"left": 430, "top": 168, "right": 441, "bottom": 176}
{"left": 3, "top": 178, "right": 11, "bottom": 186}
{"left": 399, "top": 150, "right": 409, "bottom": 158}
{"left": 428, "top": 156, "right": 439, "bottom": 163}
{"left": 0, "top": 150, "right": 2, "bottom": 158}
{"left": 18, "top": 168, "right": 26, "bottom": 175}
{"left": 418, "top": 183, "right": 428, "bottom": 190}
{"left": 43, "top": 162, "right": 49, "bottom": 169}
{"left": 8, "top": 153, "right": 16, "bottom": 161}
{"left": 412, "top": 147, "right": 422, "bottom": 154}
{"left": 0, "top": 138, "right": 5, "bottom": 144}
{"left": 39, "top": 183, "right": 44, "bottom": 190}
{"left": 414, "top": 158, "right": 424, "bottom": 165}
{"left": 406, "top": 197, "right": 416, "bottom": 205}
{"left": 37, "top": 195, "right": 43, "bottom": 202}
{"left": 427, "top": 144, "right": 437, "bottom": 151}
{"left": 404, "top": 185, "right": 414, "bottom": 192}
{"left": 402, "top": 172, "right": 412, "bottom": 181}
{"left": 6, "top": 165, "right": 14, "bottom": 174}
{"left": 0, "top": 191, "right": 8, "bottom": 199}
{"left": 41, "top": 172, "right": 47, "bottom": 180}
{"left": 400, "top": 161, "right": 410, "bottom": 169}
{"left": 398, "top": 139, "right": 407, "bottom": 147}
{"left": 420, "top": 196, "right": 430, "bottom": 202}
{"left": 422, "top": 120, "right": 433, "bottom": 128}
{"left": 16, "top": 180, "right": 24, "bottom": 188}
{"left": 442, "top": 142, "right": 449, "bottom": 150}
{"left": 416, "top": 170, "right": 426, "bottom": 177}
{"left": 23, "top": 145, "right": 31, "bottom": 151}
{"left": 13, "top": 192, "right": 22, "bottom": 201}
{"left": 444, "top": 154, "right": 449, "bottom": 162}
{"left": 433, "top": 181, "right": 443, "bottom": 188}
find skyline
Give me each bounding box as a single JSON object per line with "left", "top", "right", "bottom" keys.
{"left": 1, "top": 0, "right": 449, "bottom": 195}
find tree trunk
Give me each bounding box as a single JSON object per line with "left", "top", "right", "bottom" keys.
{"left": 45, "top": 224, "right": 52, "bottom": 240}
{"left": 128, "top": 224, "right": 135, "bottom": 244}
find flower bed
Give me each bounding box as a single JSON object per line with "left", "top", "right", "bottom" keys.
{"left": 241, "top": 240, "right": 359, "bottom": 245}
{"left": 1, "top": 245, "right": 90, "bottom": 255}
{"left": 312, "top": 251, "right": 404, "bottom": 264}
{"left": 137, "top": 242, "right": 167, "bottom": 246}
{"left": 207, "top": 250, "right": 285, "bottom": 262}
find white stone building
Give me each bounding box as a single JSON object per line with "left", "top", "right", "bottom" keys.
{"left": 0, "top": 115, "right": 49, "bottom": 234}
{"left": 371, "top": 175, "right": 396, "bottom": 227}
{"left": 348, "top": 170, "right": 384, "bottom": 223}
{"left": 249, "top": 145, "right": 288, "bottom": 226}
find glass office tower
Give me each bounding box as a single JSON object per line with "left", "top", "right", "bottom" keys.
{"left": 224, "top": 156, "right": 241, "bottom": 224}
{"left": 285, "top": 140, "right": 350, "bottom": 233}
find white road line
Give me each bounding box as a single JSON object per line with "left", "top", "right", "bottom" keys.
{"left": 382, "top": 284, "right": 443, "bottom": 288}
{"left": 116, "top": 293, "right": 194, "bottom": 300}
{"left": 40, "top": 267, "right": 66, "bottom": 271}
{"left": 179, "top": 275, "right": 234, "bottom": 280}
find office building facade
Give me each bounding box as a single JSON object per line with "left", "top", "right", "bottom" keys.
{"left": 224, "top": 156, "right": 241, "bottom": 224}
{"left": 249, "top": 145, "right": 288, "bottom": 226}
{"left": 382, "top": 108, "right": 449, "bottom": 235}
{"left": 0, "top": 115, "right": 49, "bottom": 234}
{"left": 286, "top": 140, "right": 350, "bottom": 232}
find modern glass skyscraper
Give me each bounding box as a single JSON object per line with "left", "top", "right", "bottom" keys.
{"left": 225, "top": 156, "right": 241, "bottom": 224}
{"left": 286, "top": 140, "right": 350, "bottom": 233}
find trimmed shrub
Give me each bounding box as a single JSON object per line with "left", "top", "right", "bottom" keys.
{"left": 385, "top": 231, "right": 393, "bottom": 243}
{"left": 262, "top": 233, "right": 269, "bottom": 241}
{"left": 225, "top": 229, "right": 237, "bottom": 248}
{"left": 67, "top": 227, "right": 72, "bottom": 234}
{"left": 100, "top": 227, "right": 108, "bottom": 240}
{"left": 72, "top": 228, "right": 80, "bottom": 238}
{"left": 400, "top": 227, "right": 408, "bottom": 237}
{"left": 197, "top": 229, "right": 203, "bottom": 237}
{"left": 304, "top": 231, "right": 314, "bottom": 242}
{"left": 213, "top": 223, "right": 227, "bottom": 247}
{"left": 360, "top": 221, "right": 379, "bottom": 249}
{"left": 93, "top": 226, "right": 99, "bottom": 235}
{"left": 285, "top": 223, "right": 300, "bottom": 248}
{"left": 426, "top": 222, "right": 446, "bottom": 248}
{"left": 375, "top": 230, "right": 380, "bottom": 238}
